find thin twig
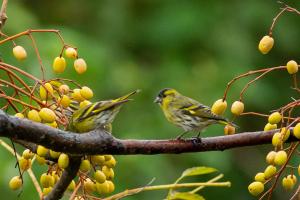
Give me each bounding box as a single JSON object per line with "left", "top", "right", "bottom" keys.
{"left": 190, "top": 174, "right": 224, "bottom": 194}
{"left": 103, "top": 181, "right": 231, "bottom": 200}
{"left": 0, "top": 139, "right": 42, "bottom": 198}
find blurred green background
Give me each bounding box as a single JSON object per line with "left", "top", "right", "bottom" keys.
{"left": 0, "top": 0, "right": 300, "bottom": 199}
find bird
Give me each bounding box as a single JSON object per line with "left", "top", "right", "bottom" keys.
{"left": 68, "top": 90, "right": 140, "bottom": 133}
{"left": 154, "top": 88, "right": 234, "bottom": 139}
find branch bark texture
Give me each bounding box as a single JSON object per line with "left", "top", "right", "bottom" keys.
{"left": 0, "top": 110, "right": 293, "bottom": 155}
{"left": 0, "top": 0, "right": 8, "bottom": 30}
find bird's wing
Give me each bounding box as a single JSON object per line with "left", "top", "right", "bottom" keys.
{"left": 181, "top": 97, "right": 227, "bottom": 121}
{"left": 75, "top": 100, "right": 129, "bottom": 122}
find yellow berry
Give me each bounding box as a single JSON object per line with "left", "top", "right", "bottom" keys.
{"left": 59, "top": 95, "right": 71, "bottom": 108}
{"left": 248, "top": 181, "right": 264, "bottom": 196}
{"left": 258, "top": 35, "right": 274, "bottom": 54}
{"left": 102, "top": 166, "right": 114, "bottom": 180}
{"left": 39, "top": 108, "right": 56, "bottom": 123}
{"left": 94, "top": 170, "right": 106, "bottom": 183}
{"left": 74, "top": 58, "right": 87, "bottom": 74}
{"left": 293, "top": 123, "right": 300, "bottom": 139}
{"left": 264, "top": 123, "right": 277, "bottom": 131}
{"left": 45, "top": 121, "right": 58, "bottom": 128}
{"left": 254, "top": 172, "right": 266, "bottom": 183}
{"left": 272, "top": 132, "right": 282, "bottom": 147}
{"left": 19, "top": 157, "right": 31, "bottom": 171}
{"left": 80, "top": 159, "right": 91, "bottom": 172}
{"left": 58, "top": 153, "right": 69, "bottom": 169}
{"left": 13, "top": 45, "right": 27, "bottom": 60}
{"left": 96, "top": 181, "right": 110, "bottom": 194}
{"left": 224, "top": 124, "right": 236, "bottom": 135}
{"left": 35, "top": 155, "right": 46, "bottom": 165}
{"left": 104, "top": 155, "right": 113, "bottom": 161}
{"left": 37, "top": 145, "right": 48, "bottom": 157}
{"left": 84, "top": 178, "right": 96, "bottom": 194}
{"left": 282, "top": 176, "right": 295, "bottom": 191}
{"left": 43, "top": 187, "right": 52, "bottom": 196}
{"left": 49, "top": 150, "right": 60, "bottom": 159}
{"left": 40, "top": 173, "right": 55, "bottom": 188}
{"left": 28, "top": 109, "right": 41, "bottom": 122}
{"left": 280, "top": 127, "right": 290, "bottom": 142}
{"left": 14, "top": 113, "right": 25, "bottom": 118}
{"left": 72, "top": 89, "right": 85, "bottom": 102}
{"left": 59, "top": 84, "right": 70, "bottom": 94}
{"left": 68, "top": 180, "right": 76, "bottom": 191}
{"left": 52, "top": 171, "right": 60, "bottom": 183}
{"left": 52, "top": 56, "right": 66, "bottom": 73}
{"left": 231, "top": 101, "right": 244, "bottom": 115}
{"left": 65, "top": 47, "right": 78, "bottom": 59}
{"left": 91, "top": 155, "right": 105, "bottom": 166}
{"left": 80, "top": 86, "right": 93, "bottom": 100}
{"left": 274, "top": 150, "right": 287, "bottom": 166}
{"left": 9, "top": 176, "right": 22, "bottom": 190}
{"left": 287, "top": 174, "right": 297, "bottom": 184}
{"left": 104, "top": 156, "right": 117, "bottom": 168}
{"left": 286, "top": 60, "right": 298, "bottom": 74}
{"left": 264, "top": 165, "right": 277, "bottom": 179}
{"left": 211, "top": 99, "right": 227, "bottom": 115}
{"left": 49, "top": 80, "right": 62, "bottom": 88}
{"left": 266, "top": 151, "right": 276, "bottom": 165}
{"left": 79, "top": 100, "right": 91, "bottom": 108}
{"left": 40, "top": 83, "right": 54, "bottom": 100}
{"left": 106, "top": 180, "right": 115, "bottom": 193}
{"left": 22, "top": 149, "right": 34, "bottom": 159}
{"left": 268, "top": 112, "right": 282, "bottom": 124}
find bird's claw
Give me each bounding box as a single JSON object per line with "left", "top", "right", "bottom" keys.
{"left": 191, "top": 136, "right": 202, "bottom": 144}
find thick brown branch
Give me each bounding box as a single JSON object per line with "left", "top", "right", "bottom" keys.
{"left": 0, "top": 0, "right": 8, "bottom": 30}
{"left": 0, "top": 110, "right": 294, "bottom": 155}
{"left": 45, "top": 156, "right": 81, "bottom": 200}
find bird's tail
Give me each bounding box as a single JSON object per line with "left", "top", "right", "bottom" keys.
{"left": 218, "top": 119, "right": 239, "bottom": 128}
{"left": 113, "top": 89, "right": 141, "bottom": 102}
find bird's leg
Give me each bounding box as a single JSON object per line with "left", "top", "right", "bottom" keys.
{"left": 190, "top": 132, "right": 202, "bottom": 143}
{"left": 175, "top": 131, "right": 189, "bottom": 140}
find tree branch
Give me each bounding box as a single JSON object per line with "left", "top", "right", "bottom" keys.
{"left": 45, "top": 156, "right": 81, "bottom": 200}
{"left": 0, "top": 110, "right": 295, "bottom": 155}
{"left": 0, "top": 0, "right": 8, "bottom": 30}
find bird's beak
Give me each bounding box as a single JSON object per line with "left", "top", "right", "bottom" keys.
{"left": 154, "top": 96, "right": 161, "bottom": 104}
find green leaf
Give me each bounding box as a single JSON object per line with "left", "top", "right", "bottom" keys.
{"left": 168, "top": 192, "right": 205, "bottom": 200}
{"left": 181, "top": 167, "right": 217, "bottom": 178}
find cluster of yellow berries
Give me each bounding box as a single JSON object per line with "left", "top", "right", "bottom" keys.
{"left": 81, "top": 155, "right": 116, "bottom": 196}
{"left": 38, "top": 146, "right": 116, "bottom": 196}
{"left": 248, "top": 149, "right": 300, "bottom": 196}
{"left": 10, "top": 44, "right": 118, "bottom": 197}
{"left": 211, "top": 98, "right": 244, "bottom": 135}
{"left": 16, "top": 80, "right": 94, "bottom": 124}
{"left": 247, "top": 111, "right": 300, "bottom": 196}
{"left": 53, "top": 47, "right": 87, "bottom": 74}
{"left": 12, "top": 45, "right": 87, "bottom": 74}
{"left": 9, "top": 146, "right": 116, "bottom": 197}
{"left": 8, "top": 149, "right": 34, "bottom": 190}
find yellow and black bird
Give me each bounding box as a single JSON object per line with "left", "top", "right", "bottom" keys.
{"left": 154, "top": 88, "right": 233, "bottom": 139}
{"left": 68, "top": 90, "right": 139, "bottom": 133}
